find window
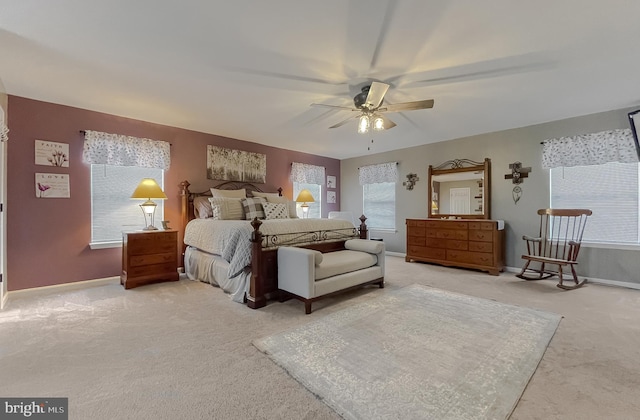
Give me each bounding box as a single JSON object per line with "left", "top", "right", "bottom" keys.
{"left": 90, "top": 165, "right": 164, "bottom": 246}
{"left": 293, "top": 182, "right": 322, "bottom": 218}
{"left": 550, "top": 162, "right": 640, "bottom": 244}
{"left": 363, "top": 182, "right": 396, "bottom": 230}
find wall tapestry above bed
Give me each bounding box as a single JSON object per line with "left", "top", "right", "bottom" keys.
{"left": 207, "top": 145, "right": 267, "bottom": 183}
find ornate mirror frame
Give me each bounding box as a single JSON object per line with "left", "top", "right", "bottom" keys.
{"left": 428, "top": 158, "right": 491, "bottom": 219}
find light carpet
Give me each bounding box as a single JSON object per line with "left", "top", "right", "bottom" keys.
{"left": 253, "top": 284, "right": 562, "bottom": 420}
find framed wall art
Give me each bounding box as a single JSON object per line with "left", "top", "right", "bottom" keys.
{"left": 35, "top": 140, "right": 69, "bottom": 167}
{"left": 326, "top": 175, "right": 336, "bottom": 189}
{"left": 35, "top": 173, "right": 70, "bottom": 198}
{"left": 206, "top": 145, "right": 266, "bottom": 183}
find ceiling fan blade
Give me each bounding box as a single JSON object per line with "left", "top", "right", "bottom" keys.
{"left": 329, "top": 115, "right": 358, "bottom": 129}
{"left": 365, "top": 81, "right": 390, "bottom": 109}
{"left": 311, "top": 103, "right": 358, "bottom": 111}
{"left": 380, "top": 99, "right": 434, "bottom": 113}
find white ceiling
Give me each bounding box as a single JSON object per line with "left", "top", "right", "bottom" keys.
{"left": 1, "top": 1, "right": 639, "bottom": 159}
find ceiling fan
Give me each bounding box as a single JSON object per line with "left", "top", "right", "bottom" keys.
{"left": 311, "top": 81, "right": 434, "bottom": 133}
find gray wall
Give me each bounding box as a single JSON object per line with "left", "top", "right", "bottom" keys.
{"left": 341, "top": 107, "right": 640, "bottom": 285}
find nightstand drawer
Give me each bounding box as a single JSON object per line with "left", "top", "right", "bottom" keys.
{"left": 126, "top": 262, "right": 177, "bottom": 278}
{"left": 130, "top": 252, "right": 176, "bottom": 267}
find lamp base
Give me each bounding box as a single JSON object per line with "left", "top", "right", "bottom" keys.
{"left": 142, "top": 225, "right": 159, "bottom": 231}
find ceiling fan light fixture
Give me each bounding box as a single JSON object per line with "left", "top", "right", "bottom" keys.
{"left": 358, "top": 114, "right": 370, "bottom": 134}
{"left": 373, "top": 116, "right": 385, "bottom": 131}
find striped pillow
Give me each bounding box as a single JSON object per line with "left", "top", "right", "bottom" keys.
{"left": 207, "top": 197, "right": 245, "bottom": 220}
{"left": 242, "top": 197, "right": 266, "bottom": 220}
{"left": 263, "top": 202, "right": 289, "bottom": 220}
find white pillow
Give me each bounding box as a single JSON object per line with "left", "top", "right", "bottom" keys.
{"left": 207, "top": 197, "right": 245, "bottom": 220}
{"left": 252, "top": 191, "right": 281, "bottom": 199}
{"left": 263, "top": 202, "right": 289, "bottom": 220}
{"left": 266, "top": 196, "right": 298, "bottom": 218}
{"left": 210, "top": 188, "right": 246, "bottom": 199}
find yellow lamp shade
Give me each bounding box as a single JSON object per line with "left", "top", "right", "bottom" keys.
{"left": 295, "top": 189, "right": 315, "bottom": 203}
{"left": 131, "top": 178, "right": 167, "bottom": 200}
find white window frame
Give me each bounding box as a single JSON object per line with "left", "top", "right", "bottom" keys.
{"left": 362, "top": 181, "right": 396, "bottom": 231}
{"left": 89, "top": 165, "right": 165, "bottom": 249}
{"left": 293, "top": 182, "right": 322, "bottom": 218}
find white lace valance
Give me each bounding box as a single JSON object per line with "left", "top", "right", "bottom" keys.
{"left": 82, "top": 130, "right": 170, "bottom": 170}
{"left": 359, "top": 162, "right": 398, "bottom": 185}
{"left": 0, "top": 106, "right": 8, "bottom": 143}
{"left": 542, "top": 129, "right": 638, "bottom": 169}
{"left": 290, "top": 162, "right": 325, "bottom": 185}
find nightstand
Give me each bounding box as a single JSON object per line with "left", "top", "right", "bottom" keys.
{"left": 121, "top": 230, "right": 179, "bottom": 289}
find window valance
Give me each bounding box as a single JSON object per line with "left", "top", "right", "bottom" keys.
{"left": 82, "top": 130, "right": 171, "bottom": 170}
{"left": 359, "top": 162, "right": 398, "bottom": 185}
{"left": 290, "top": 162, "right": 325, "bottom": 185}
{"left": 541, "top": 129, "right": 637, "bottom": 169}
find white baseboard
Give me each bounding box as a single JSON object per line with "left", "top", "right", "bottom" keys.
{"left": 504, "top": 265, "right": 640, "bottom": 290}
{"left": 4, "top": 276, "right": 120, "bottom": 305}
{"left": 385, "top": 251, "right": 405, "bottom": 258}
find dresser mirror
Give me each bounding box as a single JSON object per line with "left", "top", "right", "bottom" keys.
{"left": 428, "top": 158, "right": 491, "bottom": 219}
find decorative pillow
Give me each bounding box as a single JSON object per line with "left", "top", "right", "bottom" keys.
{"left": 265, "top": 195, "right": 298, "bottom": 218}
{"left": 263, "top": 202, "right": 289, "bottom": 220}
{"left": 210, "top": 188, "right": 246, "bottom": 199}
{"left": 210, "top": 204, "right": 222, "bottom": 220}
{"left": 252, "top": 191, "right": 281, "bottom": 199}
{"left": 241, "top": 197, "right": 267, "bottom": 220}
{"left": 194, "top": 196, "right": 213, "bottom": 218}
{"left": 207, "top": 197, "right": 245, "bottom": 220}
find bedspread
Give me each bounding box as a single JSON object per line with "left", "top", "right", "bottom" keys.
{"left": 184, "top": 218, "right": 357, "bottom": 279}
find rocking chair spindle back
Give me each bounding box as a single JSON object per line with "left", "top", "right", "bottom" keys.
{"left": 518, "top": 208, "right": 592, "bottom": 290}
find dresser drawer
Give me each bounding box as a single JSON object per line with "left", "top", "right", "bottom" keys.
{"left": 435, "top": 229, "right": 468, "bottom": 240}
{"left": 426, "top": 220, "right": 468, "bottom": 230}
{"left": 408, "top": 246, "right": 446, "bottom": 260}
{"left": 445, "top": 239, "right": 468, "bottom": 251}
{"left": 468, "top": 241, "right": 493, "bottom": 253}
{"left": 468, "top": 221, "right": 496, "bottom": 231}
{"left": 407, "top": 219, "right": 427, "bottom": 227}
{"left": 468, "top": 230, "right": 493, "bottom": 242}
{"left": 408, "top": 236, "right": 426, "bottom": 246}
{"left": 408, "top": 227, "right": 426, "bottom": 237}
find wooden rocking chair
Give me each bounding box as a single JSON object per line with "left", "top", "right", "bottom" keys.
{"left": 517, "top": 209, "right": 592, "bottom": 290}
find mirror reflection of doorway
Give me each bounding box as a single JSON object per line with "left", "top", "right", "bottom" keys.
{"left": 450, "top": 188, "right": 470, "bottom": 214}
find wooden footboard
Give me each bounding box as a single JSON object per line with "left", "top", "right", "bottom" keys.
{"left": 179, "top": 180, "right": 368, "bottom": 309}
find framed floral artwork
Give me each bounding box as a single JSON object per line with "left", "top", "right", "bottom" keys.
{"left": 35, "top": 173, "right": 70, "bottom": 198}
{"left": 35, "top": 140, "right": 69, "bottom": 167}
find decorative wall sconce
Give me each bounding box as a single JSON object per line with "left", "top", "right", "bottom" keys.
{"left": 504, "top": 162, "right": 531, "bottom": 204}
{"left": 504, "top": 162, "right": 531, "bottom": 184}
{"left": 403, "top": 173, "right": 419, "bottom": 190}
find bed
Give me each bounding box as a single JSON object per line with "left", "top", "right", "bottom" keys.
{"left": 178, "top": 180, "right": 368, "bottom": 309}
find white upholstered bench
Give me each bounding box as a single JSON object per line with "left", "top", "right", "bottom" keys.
{"left": 277, "top": 239, "right": 385, "bottom": 314}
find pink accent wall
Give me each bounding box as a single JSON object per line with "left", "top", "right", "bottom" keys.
{"left": 6, "top": 96, "right": 341, "bottom": 291}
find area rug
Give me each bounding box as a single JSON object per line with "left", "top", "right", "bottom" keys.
{"left": 253, "top": 284, "right": 562, "bottom": 419}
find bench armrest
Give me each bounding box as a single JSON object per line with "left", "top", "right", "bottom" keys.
{"left": 277, "top": 247, "right": 317, "bottom": 298}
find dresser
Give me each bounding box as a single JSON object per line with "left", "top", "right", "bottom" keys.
{"left": 405, "top": 219, "right": 505, "bottom": 275}
{"left": 121, "top": 230, "right": 179, "bottom": 289}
